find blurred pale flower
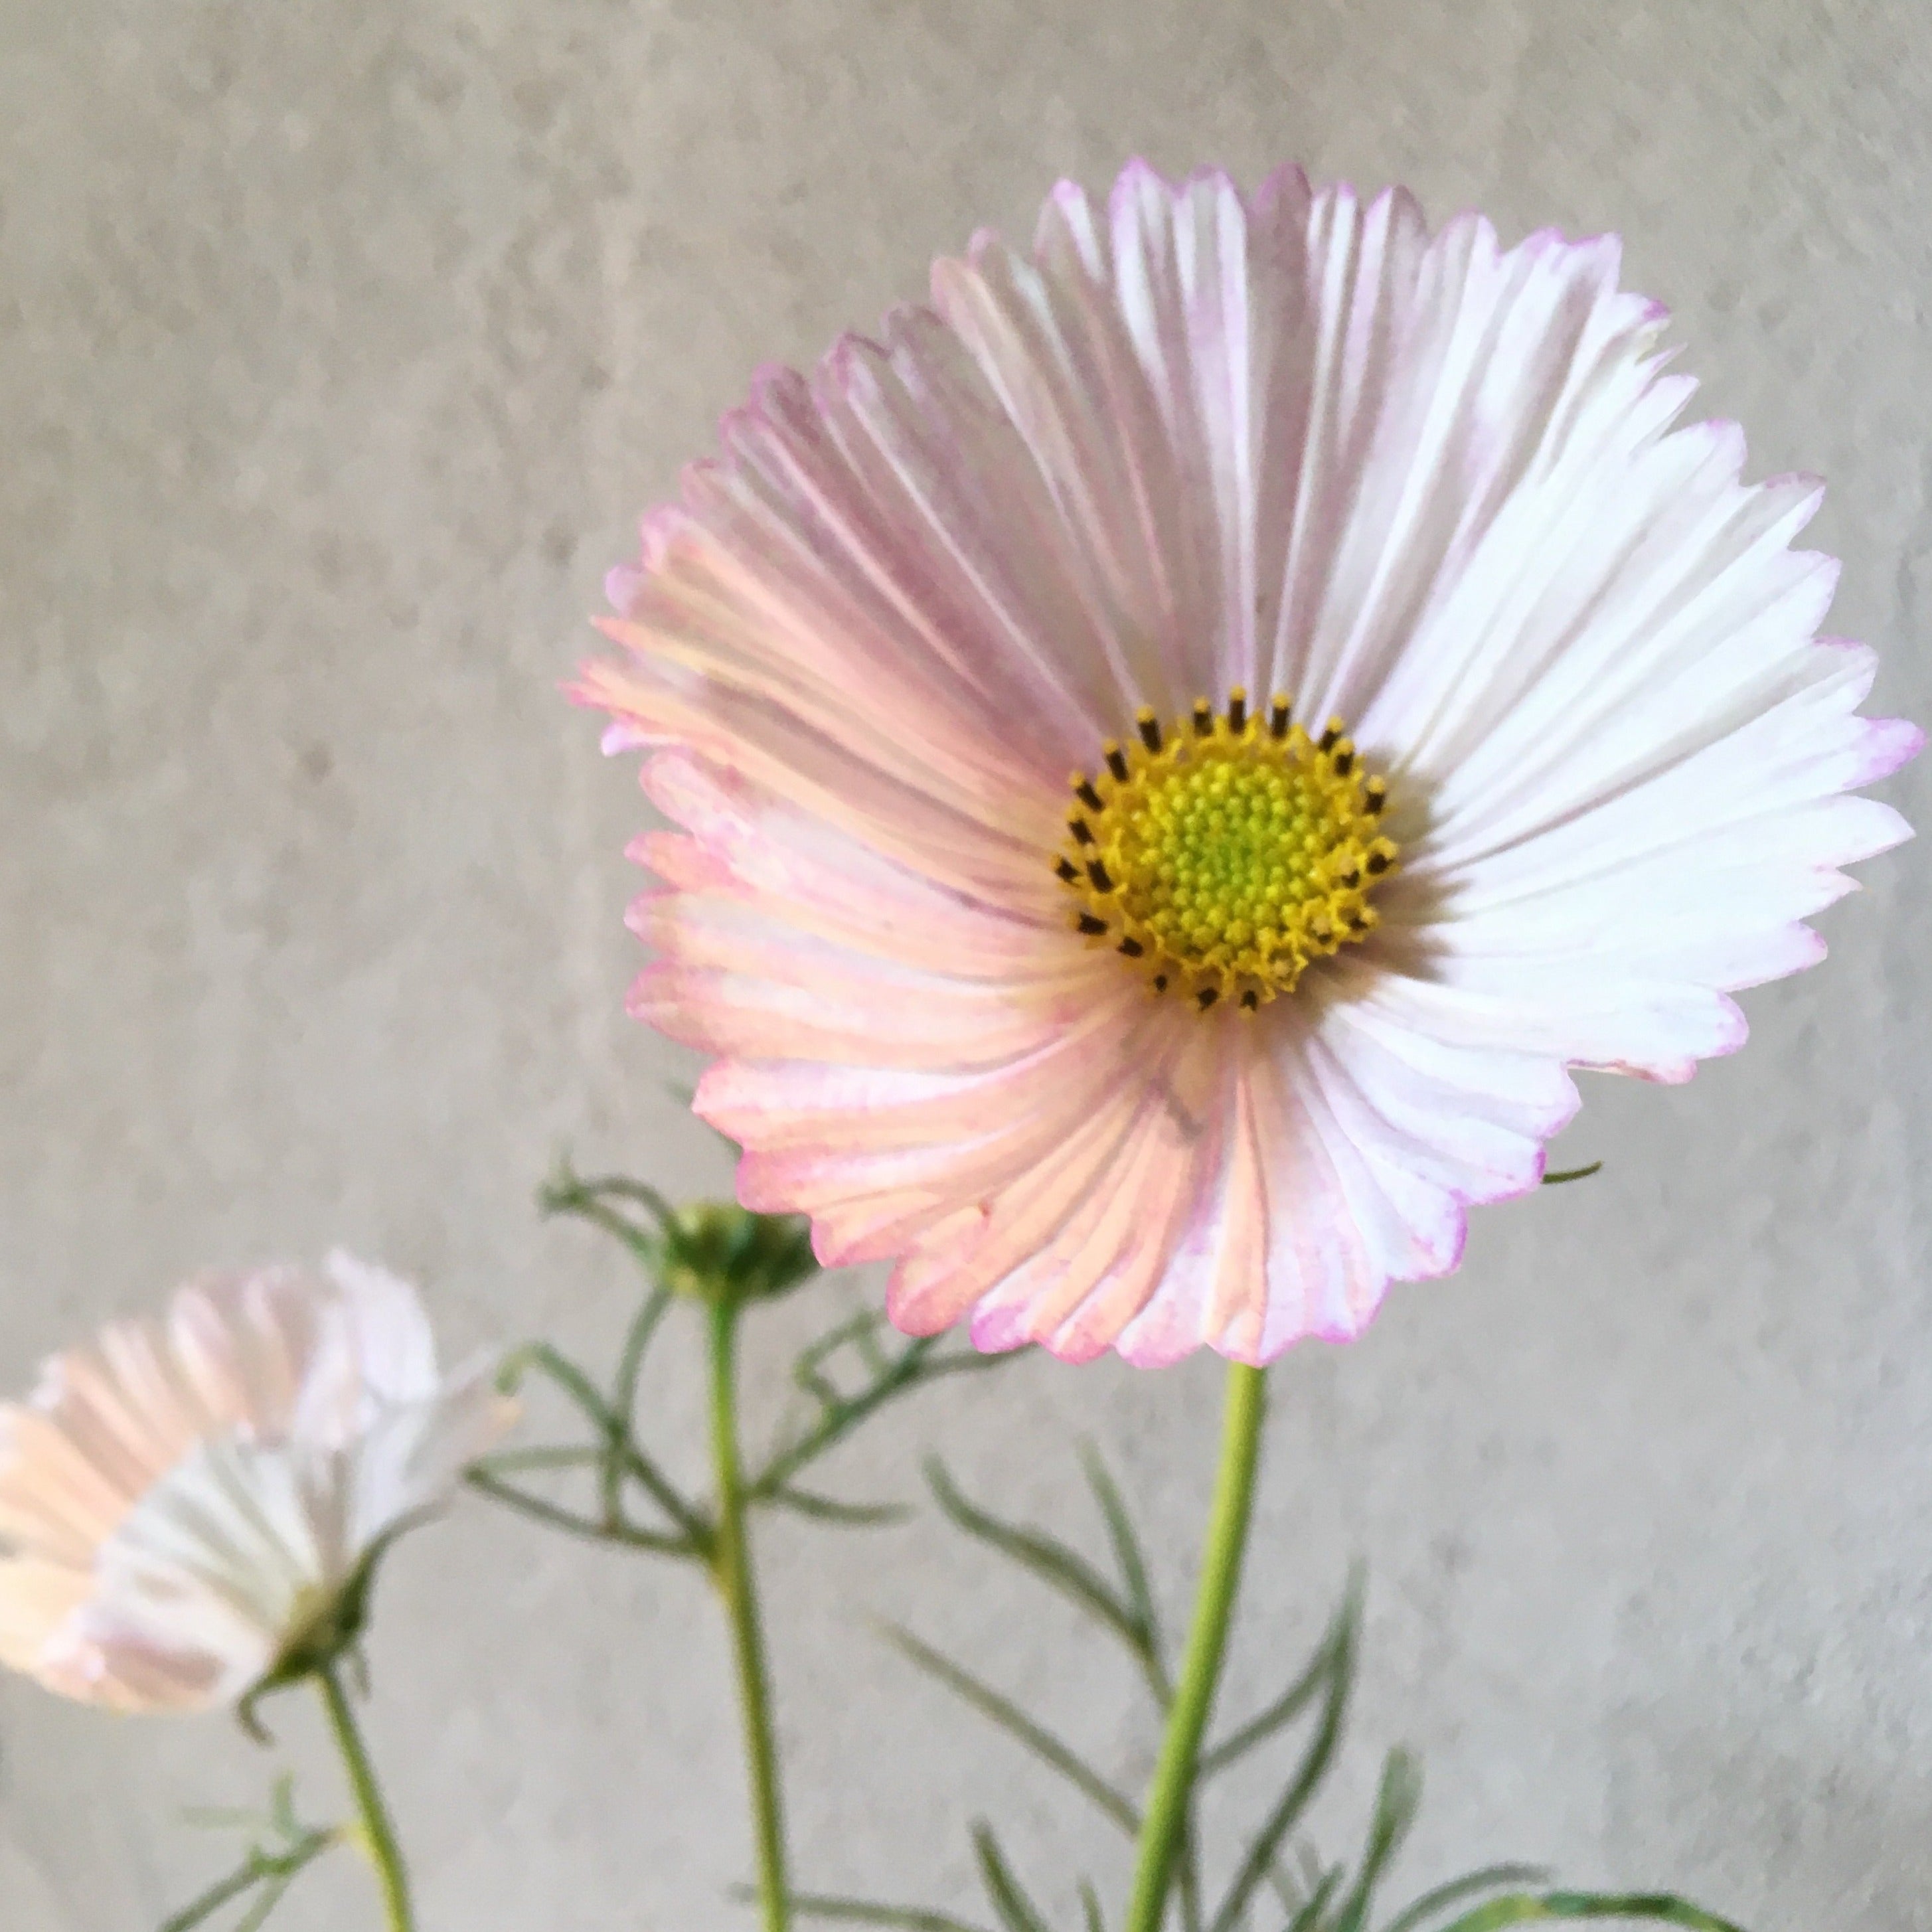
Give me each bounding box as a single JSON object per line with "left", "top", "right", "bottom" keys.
{"left": 579, "top": 162, "right": 1918, "bottom": 1368}
{"left": 0, "top": 1253, "right": 511, "bottom": 1712}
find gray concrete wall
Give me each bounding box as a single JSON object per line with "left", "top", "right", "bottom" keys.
{"left": 2, "top": 1, "right": 1928, "bottom": 1927}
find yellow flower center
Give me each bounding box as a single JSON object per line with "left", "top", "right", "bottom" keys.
{"left": 1056, "top": 690, "right": 1398, "bottom": 1012}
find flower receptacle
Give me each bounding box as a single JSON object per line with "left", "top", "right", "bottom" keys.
{"left": 661, "top": 1203, "right": 820, "bottom": 1309}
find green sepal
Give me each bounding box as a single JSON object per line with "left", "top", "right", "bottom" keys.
{"left": 234, "top": 1528, "right": 404, "bottom": 1742}
{"left": 659, "top": 1202, "right": 821, "bottom": 1308}
{"left": 1541, "top": 1161, "right": 1603, "bottom": 1186}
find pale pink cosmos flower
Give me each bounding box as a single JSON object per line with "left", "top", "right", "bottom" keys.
{"left": 578, "top": 162, "right": 1919, "bottom": 1368}
{"left": 0, "top": 1253, "right": 513, "bottom": 1712}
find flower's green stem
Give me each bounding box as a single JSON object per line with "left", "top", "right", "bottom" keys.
{"left": 709, "top": 1298, "right": 790, "bottom": 1932}
{"left": 1123, "top": 1361, "right": 1269, "bottom": 1932}
{"left": 317, "top": 1661, "right": 414, "bottom": 1932}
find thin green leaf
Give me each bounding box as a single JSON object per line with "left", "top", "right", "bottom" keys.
{"left": 464, "top": 1467, "right": 605, "bottom": 1539}
{"left": 1540, "top": 1163, "right": 1602, "bottom": 1186}
{"left": 1204, "top": 1579, "right": 1360, "bottom": 1779}
{"left": 543, "top": 1192, "right": 660, "bottom": 1264}
{"left": 883, "top": 1624, "right": 1139, "bottom": 1835}
{"left": 925, "top": 1460, "right": 1149, "bottom": 1666}
{"left": 1427, "top": 1894, "right": 1744, "bottom": 1932}
{"left": 473, "top": 1445, "right": 604, "bottom": 1476}
{"left": 1198, "top": 1631, "right": 1333, "bottom": 1779}
{"left": 499, "top": 1334, "right": 704, "bottom": 1544}
{"left": 615, "top": 1435, "right": 713, "bottom": 1548}
{"left": 155, "top": 1832, "right": 338, "bottom": 1932}
{"left": 267, "top": 1776, "right": 299, "bottom": 1838}
{"left": 465, "top": 1468, "right": 702, "bottom": 1560}
{"left": 1080, "top": 1881, "right": 1107, "bottom": 1932}
{"left": 1379, "top": 1866, "right": 1552, "bottom": 1932}
{"left": 232, "top": 1872, "right": 297, "bottom": 1932}
{"left": 1286, "top": 1871, "right": 1345, "bottom": 1932}
{"left": 536, "top": 1167, "right": 667, "bottom": 1270}
{"left": 1263, "top": 1850, "right": 1307, "bottom": 1919}
{"left": 783, "top": 1893, "right": 991, "bottom": 1932}
{"left": 1080, "top": 1444, "right": 1166, "bottom": 1697}
{"left": 972, "top": 1822, "right": 1054, "bottom": 1932}
{"left": 1208, "top": 1607, "right": 1356, "bottom": 1932}
{"left": 611, "top": 1285, "right": 674, "bottom": 1430}
{"left": 852, "top": 1317, "right": 892, "bottom": 1376}
{"left": 588, "top": 1173, "right": 682, "bottom": 1224}
{"left": 767, "top": 1487, "right": 912, "bottom": 1528}
{"left": 754, "top": 1343, "right": 1010, "bottom": 1498}
{"left": 181, "top": 1777, "right": 314, "bottom": 1840}
{"left": 499, "top": 1342, "right": 617, "bottom": 1429}
{"left": 541, "top": 1166, "right": 681, "bottom": 1238}
{"left": 1278, "top": 1840, "right": 1347, "bottom": 1921}
{"left": 1331, "top": 1749, "right": 1423, "bottom": 1932}
{"left": 795, "top": 1310, "right": 894, "bottom": 1407}
{"left": 157, "top": 1866, "right": 260, "bottom": 1932}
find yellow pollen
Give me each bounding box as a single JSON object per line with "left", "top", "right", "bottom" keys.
{"left": 1057, "top": 690, "right": 1398, "bottom": 1009}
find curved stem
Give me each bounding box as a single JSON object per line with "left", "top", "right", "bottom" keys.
{"left": 1123, "top": 1361, "right": 1269, "bottom": 1932}
{"left": 710, "top": 1299, "right": 790, "bottom": 1932}
{"left": 317, "top": 1662, "right": 414, "bottom": 1932}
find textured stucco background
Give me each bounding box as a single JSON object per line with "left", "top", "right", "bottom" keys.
{"left": 3, "top": 1, "right": 1929, "bottom": 1927}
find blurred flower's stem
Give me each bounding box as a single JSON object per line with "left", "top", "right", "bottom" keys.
{"left": 317, "top": 1661, "right": 414, "bottom": 1932}
{"left": 1123, "top": 1361, "right": 1269, "bottom": 1932}
{"left": 709, "top": 1297, "right": 790, "bottom": 1932}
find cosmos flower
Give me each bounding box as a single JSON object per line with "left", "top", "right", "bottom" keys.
{"left": 0, "top": 1253, "right": 511, "bottom": 1712}
{"left": 578, "top": 161, "right": 1918, "bottom": 1368}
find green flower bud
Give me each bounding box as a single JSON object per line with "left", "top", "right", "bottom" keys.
{"left": 659, "top": 1202, "right": 820, "bottom": 1308}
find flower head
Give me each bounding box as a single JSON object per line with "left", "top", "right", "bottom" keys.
{"left": 579, "top": 163, "right": 1918, "bottom": 1368}
{"left": 0, "top": 1253, "right": 513, "bottom": 1712}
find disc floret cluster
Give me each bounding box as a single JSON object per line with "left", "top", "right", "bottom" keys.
{"left": 1057, "top": 689, "right": 1399, "bottom": 1011}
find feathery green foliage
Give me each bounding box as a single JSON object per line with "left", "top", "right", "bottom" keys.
{"left": 157, "top": 1779, "right": 339, "bottom": 1932}
{"left": 813, "top": 1445, "right": 1741, "bottom": 1932}
{"left": 468, "top": 1159, "right": 1010, "bottom": 1562}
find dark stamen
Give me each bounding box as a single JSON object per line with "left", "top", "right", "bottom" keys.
{"left": 1086, "top": 860, "right": 1115, "bottom": 893}
{"left": 1364, "top": 779, "right": 1388, "bottom": 815}
{"left": 1332, "top": 748, "right": 1354, "bottom": 777}
{"left": 1366, "top": 850, "right": 1390, "bottom": 875}
{"left": 1069, "top": 817, "right": 1095, "bottom": 846}
{"left": 1153, "top": 973, "right": 1170, "bottom": 993}
{"left": 1118, "top": 936, "right": 1145, "bottom": 958}
{"left": 1239, "top": 989, "right": 1259, "bottom": 1012}
{"left": 1269, "top": 694, "right": 1291, "bottom": 739}
{"left": 1137, "top": 708, "right": 1163, "bottom": 752}
{"left": 1340, "top": 868, "right": 1360, "bottom": 889}
{"left": 1054, "top": 856, "right": 1079, "bottom": 884}
{"left": 1227, "top": 687, "right": 1248, "bottom": 732}
{"left": 1077, "top": 912, "right": 1109, "bottom": 936}
{"left": 1104, "top": 741, "right": 1129, "bottom": 783}
{"left": 1074, "top": 775, "right": 1103, "bottom": 812}
{"left": 1196, "top": 986, "right": 1220, "bottom": 1011}
{"left": 1319, "top": 716, "right": 1344, "bottom": 752}
{"left": 1192, "top": 698, "right": 1213, "bottom": 737}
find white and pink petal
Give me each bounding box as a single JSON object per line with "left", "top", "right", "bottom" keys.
{"left": 586, "top": 159, "right": 1917, "bottom": 1368}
